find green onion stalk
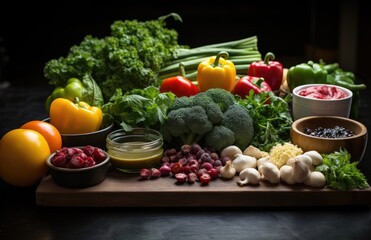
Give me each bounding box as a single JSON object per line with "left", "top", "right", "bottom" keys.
{"left": 158, "top": 36, "right": 262, "bottom": 83}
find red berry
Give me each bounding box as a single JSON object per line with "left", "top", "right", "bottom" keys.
{"left": 69, "top": 155, "right": 85, "bottom": 168}
{"left": 84, "top": 157, "right": 96, "bottom": 167}
{"left": 175, "top": 173, "right": 187, "bottom": 184}
{"left": 82, "top": 145, "right": 95, "bottom": 157}
{"left": 159, "top": 165, "right": 171, "bottom": 176}
{"left": 51, "top": 154, "right": 67, "bottom": 167}
{"left": 199, "top": 173, "right": 211, "bottom": 185}
{"left": 93, "top": 148, "right": 106, "bottom": 163}
{"left": 187, "top": 172, "right": 198, "bottom": 184}
{"left": 207, "top": 168, "right": 219, "bottom": 179}
{"left": 150, "top": 168, "right": 161, "bottom": 178}
{"left": 140, "top": 168, "right": 151, "bottom": 180}
{"left": 171, "top": 162, "right": 183, "bottom": 175}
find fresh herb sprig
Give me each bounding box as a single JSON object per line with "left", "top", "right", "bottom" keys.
{"left": 102, "top": 86, "right": 176, "bottom": 131}
{"left": 237, "top": 91, "right": 292, "bottom": 152}
{"left": 316, "top": 148, "right": 369, "bottom": 190}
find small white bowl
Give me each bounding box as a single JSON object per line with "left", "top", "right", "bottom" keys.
{"left": 292, "top": 84, "right": 353, "bottom": 121}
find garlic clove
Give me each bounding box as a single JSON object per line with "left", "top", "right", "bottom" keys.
{"left": 256, "top": 156, "right": 271, "bottom": 168}
{"left": 304, "top": 171, "right": 326, "bottom": 188}
{"left": 279, "top": 165, "right": 295, "bottom": 185}
{"left": 231, "top": 154, "right": 257, "bottom": 173}
{"left": 243, "top": 145, "right": 263, "bottom": 159}
{"left": 304, "top": 150, "right": 323, "bottom": 166}
{"left": 220, "top": 145, "right": 242, "bottom": 160}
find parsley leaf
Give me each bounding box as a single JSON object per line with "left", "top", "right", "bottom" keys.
{"left": 238, "top": 91, "right": 293, "bottom": 152}
{"left": 316, "top": 148, "right": 369, "bottom": 190}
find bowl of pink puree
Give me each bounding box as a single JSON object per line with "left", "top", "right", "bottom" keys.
{"left": 292, "top": 84, "right": 353, "bottom": 120}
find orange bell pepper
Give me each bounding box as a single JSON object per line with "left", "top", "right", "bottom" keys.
{"left": 50, "top": 98, "right": 103, "bottom": 134}
{"left": 197, "top": 51, "right": 236, "bottom": 92}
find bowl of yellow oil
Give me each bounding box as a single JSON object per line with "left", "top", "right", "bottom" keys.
{"left": 106, "top": 128, "right": 163, "bottom": 173}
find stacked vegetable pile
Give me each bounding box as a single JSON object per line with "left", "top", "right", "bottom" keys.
{"left": 1, "top": 13, "right": 368, "bottom": 191}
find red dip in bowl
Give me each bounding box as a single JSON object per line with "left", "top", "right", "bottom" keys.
{"left": 298, "top": 85, "right": 347, "bottom": 100}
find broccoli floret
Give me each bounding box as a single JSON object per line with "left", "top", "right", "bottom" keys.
{"left": 164, "top": 108, "right": 189, "bottom": 137}
{"left": 170, "top": 96, "right": 193, "bottom": 111}
{"left": 163, "top": 105, "right": 213, "bottom": 145}
{"left": 193, "top": 93, "right": 224, "bottom": 124}
{"left": 163, "top": 89, "right": 253, "bottom": 150}
{"left": 221, "top": 104, "right": 254, "bottom": 150}
{"left": 204, "top": 88, "right": 235, "bottom": 112}
{"left": 205, "top": 125, "right": 235, "bottom": 151}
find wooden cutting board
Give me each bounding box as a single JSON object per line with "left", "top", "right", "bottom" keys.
{"left": 36, "top": 166, "right": 371, "bottom": 207}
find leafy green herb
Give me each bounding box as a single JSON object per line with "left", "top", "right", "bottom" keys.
{"left": 81, "top": 74, "right": 104, "bottom": 107}
{"left": 237, "top": 91, "right": 292, "bottom": 152}
{"left": 102, "top": 86, "right": 176, "bottom": 131}
{"left": 44, "top": 13, "right": 181, "bottom": 100}
{"left": 315, "top": 148, "right": 369, "bottom": 190}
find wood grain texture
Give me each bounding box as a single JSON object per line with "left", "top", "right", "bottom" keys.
{"left": 36, "top": 166, "right": 371, "bottom": 207}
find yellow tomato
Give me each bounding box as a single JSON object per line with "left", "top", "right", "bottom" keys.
{"left": 0, "top": 129, "right": 51, "bottom": 187}
{"left": 20, "top": 120, "right": 62, "bottom": 153}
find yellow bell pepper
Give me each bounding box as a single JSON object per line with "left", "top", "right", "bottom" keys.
{"left": 50, "top": 98, "right": 103, "bottom": 134}
{"left": 197, "top": 51, "right": 236, "bottom": 92}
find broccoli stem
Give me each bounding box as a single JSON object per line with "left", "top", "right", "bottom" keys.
{"left": 181, "top": 133, "right": 205, "bottom": 145}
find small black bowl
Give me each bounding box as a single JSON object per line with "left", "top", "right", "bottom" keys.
{"left": 46, "top": 147, "right": 110, "bottom": 188}
{"left": 43, "top": 118, "right": 114, "bottom": 150}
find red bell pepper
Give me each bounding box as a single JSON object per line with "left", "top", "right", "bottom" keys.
{"left": 232, "top": 76, "right": 272, "bottom": 99}
{"left": 160, "top": 63, "right": 199, "bottom": 97}
{"left": 247, "top": 52, "right": 283, "bottom": 92}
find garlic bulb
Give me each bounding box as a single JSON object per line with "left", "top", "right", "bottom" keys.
{"left": 219, "top": 160, "right": 236, "bottom": 179}
{"left": 231, "top": 154, "right": 257, "bottom": 173}
{"left": 260, "top": 162, "right": 280, "bottom": 184}
{"left": 292, "top": 157, "right": 310, "bottom": 183}
{"left": 237, "top": 167, "right": 261, "bottom": 186}
{"left": 304, "top": 171, "right": 326, "bottom": 188}
{"left": 279, "top": 165, "right": 295, "bottom": 185}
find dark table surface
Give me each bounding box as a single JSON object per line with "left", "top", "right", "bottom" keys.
{"left": 1, "top": 84, "right": 371, "bottom": 240}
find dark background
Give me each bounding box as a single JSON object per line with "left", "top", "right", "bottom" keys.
{"left": 1, "top": 2, "right": 371, "bottom": 239}
{"left": 0, "top": 0, "right": 370, "bottom": 87}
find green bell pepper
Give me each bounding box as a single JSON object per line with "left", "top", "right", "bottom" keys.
{"left": 45, "top": 78, "right": 85, "bottom": 114}
{"left": 287, "top": 61, "right": 327, "bottom": 92}
{"left": 45, "top": 75, "right": 104, "bottom": 114}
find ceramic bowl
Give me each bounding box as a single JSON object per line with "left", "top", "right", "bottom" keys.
{"left": 290, "top": 116, "right": 368, "bottom": 162}
{"left": 43, "top": 118, "right": 114, "bottom": 150}
{"left": 292, "top": 84, "right": 353, "bottom": 120}
{"left": 46, "top": 146, "right": 110, "bottom": 188}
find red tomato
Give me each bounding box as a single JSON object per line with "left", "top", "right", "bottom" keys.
{"left": 160, "top": 76, "right": 199, "bottom": 97}
{"left": 20, "top": 120, "right": 62, "bottom": 153}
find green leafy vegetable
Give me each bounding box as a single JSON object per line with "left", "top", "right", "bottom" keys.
{"left": 315, "top": 148, "right": 369, "bottom": 190}
{"left": 237, "top": 91, "right": 292, "bottom": 152}
{"left": 44, "top": 13, "right": 181, "bottom": 100}
{"left": 102, "top": 86, "right": 176, "bottom": 131}
{"left": 81, "top": 74, "right": 104, "bottom": 107}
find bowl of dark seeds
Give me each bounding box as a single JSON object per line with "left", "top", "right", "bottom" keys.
{"left": 290, "top": 116, "right": 368, "bottom": 162}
